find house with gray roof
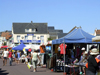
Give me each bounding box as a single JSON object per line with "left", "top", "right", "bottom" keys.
{"left": 48, "top": 26, "right": 68, "bottom": 39}
{"left": 12, "top": 21, "right": 49, "bottom": 45}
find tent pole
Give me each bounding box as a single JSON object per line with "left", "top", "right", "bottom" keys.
{"left": 52, "top": 44, "right": 53, "bottom": 57}
{"left": 63, "top": 38, "right": 65, "bottom": 74}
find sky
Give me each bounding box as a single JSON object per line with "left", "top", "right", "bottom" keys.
{"left": 0, "top": 0, "right": 100, "bottom": 34}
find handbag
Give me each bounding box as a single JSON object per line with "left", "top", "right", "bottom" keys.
{"left": 27, "top": 62, "right": 31, "bottom": 69}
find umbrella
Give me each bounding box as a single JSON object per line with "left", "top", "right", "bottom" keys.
{"left": 1, "top": 45, "right": 8, "bottom": 48}
{"left": 12, "top": 42, "right": 26, "bottom": 50}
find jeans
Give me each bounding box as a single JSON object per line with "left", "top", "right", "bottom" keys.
{"left": 41, "top": 53, "right": 44, "bottom": 65}
{"left": 32, "top": 60, "right": 37, "bottom": 69}
{"left": 86, "top": 70, "right": 96, "bottom": 75}
{"left": 9, "top": 58, "right": 12, "bottom": 66}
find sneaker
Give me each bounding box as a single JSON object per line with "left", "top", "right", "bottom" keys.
{"left": 34, "top": 70, "right": 36, "bottom": 72}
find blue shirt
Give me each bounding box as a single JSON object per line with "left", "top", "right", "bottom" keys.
{"left": 17, "top": 52, "right": 20, "bottom": 58}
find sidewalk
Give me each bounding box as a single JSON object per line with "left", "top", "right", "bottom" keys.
{"left": 0, "top": 59, "right": 63, "bottom": 75}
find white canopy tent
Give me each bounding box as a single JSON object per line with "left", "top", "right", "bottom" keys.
{"left": 24, "top": 44, "right": 40, "bottom": 50}
{"left": 92, "top": 36, "right": 100, "bottom": 42}
{"left": 10, "top": 44, "right": 15, "bottom": 48}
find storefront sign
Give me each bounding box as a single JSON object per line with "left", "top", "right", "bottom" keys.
{"left": 20, "top": 40, "right": 41, "bottom": 43}
{"left": 27, "top": 34, "right": 34, "bottom": 36}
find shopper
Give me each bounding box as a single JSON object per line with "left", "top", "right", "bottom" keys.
{"left": 86, "top": 48, "right": 99, "bottom": 75}
{"left": 31, "top": 49, "right": 41, "bottom": 72}
{"left": 16, "top": 50, "right": 21, "bottom": 64}
{"left": 8, "top": 49, "right": 13, "bottom": 66}
{"left": 79, "top": 47, "right": 86, "bottom": 63}
{"left": 2, "top": 49, "right": 9, "bottom": 66}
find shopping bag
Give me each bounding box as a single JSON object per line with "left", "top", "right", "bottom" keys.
{"left": 27, "top": 62, "right": 31, "bottom": 69}
{"left": 97, "top": 72, "right": 100, "bottom": 75}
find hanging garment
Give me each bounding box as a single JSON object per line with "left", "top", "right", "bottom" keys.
{"left": 59, "top": 44, "right": 67, "bottom": 54}
{"left": 55, "top": 44, "right": 59, "bottom": 53}
{"left": 76, "top": 47, "right": 80, "bottom": 59}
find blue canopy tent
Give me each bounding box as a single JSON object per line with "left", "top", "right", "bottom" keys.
{"left": 52, "top": 28, "right": 98, "bottom": 44}
{"left": 12, "top": 42, "right": 26, "bottom": 50}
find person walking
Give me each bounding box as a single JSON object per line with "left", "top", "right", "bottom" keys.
{"left": 31, "top": 49, "right": 41, "bottom": 72}
{"left": 15, "top": 51, "right": 17, "bottom": 63}
{"left": 8, "top": 49, "right": 13, "bottom": 66}
{"left": 86, "top": 48, "right": 99, "bottom": 75}
{"left": 2, "top": 49, "right": 9, "bottom": 66}
{"left": 16, "top": 51, "right": 21, "bottom": 64}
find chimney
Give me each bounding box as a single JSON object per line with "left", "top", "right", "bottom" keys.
{"left": 5, "top": 30, "right": 8, "bottom": 32}
{"left": 31, "top": 21, "right": 33, "bottom": 23}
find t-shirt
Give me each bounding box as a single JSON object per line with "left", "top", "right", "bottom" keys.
{"left": 3, "top": 51, "right": 9, "bottom": 57}
{"left": 32, "top": 53, "right": 38, "bottom": 61}
{"left": 59, "top": 44, "right": 67, "bottom": 54}
{"left": 8, "top": 52, "right": 13, "bottom": 58}
{"left": 17, "top": 52, "right": 20, "bottom": 58}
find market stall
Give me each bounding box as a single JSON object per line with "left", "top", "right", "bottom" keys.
{"left": 51, "top": 27, "right": 100, "bottom": 74}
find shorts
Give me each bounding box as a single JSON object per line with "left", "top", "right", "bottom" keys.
{"left": 4, "top": 57, "right": 7, "bottom": 59}
{"left": 17, "top": 58, "right": 20, "bottom": 60}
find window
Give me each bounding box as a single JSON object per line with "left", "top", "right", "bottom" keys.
{"left": 33, "top": 36, "right": 36, "bottom": 40}
{"left": 32, "top": 28, "right": 37, "bottom": 32}
{"left": 17, "top": 36, "right": 20, "bottom": 40}
{"left": 37, "top": 37, "right": 39, "bottom": 39}
{"left": 25, "top": 36, "right": 28, "bottom": 40}
{"left": 40, "top": 36, "right": 44, "bottom": 40}
{"left": 40, "top": 36, "right": 44, "bottom": 43}
{"left": 25, "top": 29, "right": 29, "bottom": 32}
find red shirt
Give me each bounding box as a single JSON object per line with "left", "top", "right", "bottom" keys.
{"left": 9, "top": 52, "right": 12, "bottom": 58}
{"left": 59, "top": 44, "right": 67, "bottom": 54}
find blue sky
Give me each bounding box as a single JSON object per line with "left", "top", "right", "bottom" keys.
{"left": 0, "top": 0, "right": 100, "bottom": 34}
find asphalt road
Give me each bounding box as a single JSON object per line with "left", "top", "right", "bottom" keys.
{"left": 0, "top": 59, "right": 63, "bottom": 75}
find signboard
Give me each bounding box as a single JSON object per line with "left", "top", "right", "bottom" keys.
{"left": 27, "top": 34, "right": 34, "bottom": 36}
{"left": 20, "top": 40, "right": 41, "bottom": 43}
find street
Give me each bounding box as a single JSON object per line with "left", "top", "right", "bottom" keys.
{"left": 0, "top": 59, "right": 63, "bottom": 75}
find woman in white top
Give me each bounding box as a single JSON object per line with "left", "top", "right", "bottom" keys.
{"left": 31, "top": 49, "right": 41, "bottom": 72}
{"left": 3, "top": 49, "right": 9, "bottom": 66}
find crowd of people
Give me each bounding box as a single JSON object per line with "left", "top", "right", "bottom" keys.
{"left": 0, "top": 45, "right": 100, "bottom": 74}
{"left": 77, "top": 47, "right": 100, "bottom": 75}
{"left": 0, "top": 48, "right": 41, "bottom": 72}
{"left": 56, "top": 46, "right": 100, "bottom": 75}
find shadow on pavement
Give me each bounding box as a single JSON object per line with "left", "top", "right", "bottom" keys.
{"left": 0, "top": 68, "right": 9, "bottom": 75}
{"left": 37, "top": 70, "right": 46, "bottom": 72}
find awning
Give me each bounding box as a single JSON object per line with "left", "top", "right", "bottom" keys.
{"left": 92, "top": 36, "right": 100, "bottom": 42}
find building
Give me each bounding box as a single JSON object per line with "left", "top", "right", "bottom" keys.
{"left": 12, "top": 21, "right": 68, "bottom": 45}
{"left": 0, "top": 31, "right": 12, "bottom": 46}
{"left": 94, "top": 28, "right": 100, "bottom": 36}
{"left": 12, "top": 21, "right": 50, "bottom": 45}
{"left": 48, "top": 26, "right": 68, "bottom": 39}
{"left": 0, "top": 37, "right": 6, "bottom": 46}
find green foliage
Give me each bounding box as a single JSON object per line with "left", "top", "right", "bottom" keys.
{"left": 3, "top": 42, "right": 6, "bottom": 45}
{"left": 48, "top": 38, "right": 53, "bottom": 41}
